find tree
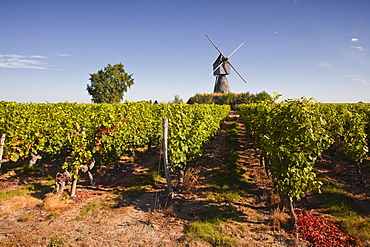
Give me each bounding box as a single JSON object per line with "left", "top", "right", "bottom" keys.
{"left": 172, "top": 95, "right": 183, "bottom": 104}
{"left": 86, "top": 63, "right": 134, "bottom": 103}
{"left": 255, "top": 91, "right": 272, "bottom": 102}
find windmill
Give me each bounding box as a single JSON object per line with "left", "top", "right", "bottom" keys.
{"left": 205, "top": 35, "right": 247, "bottom": 93}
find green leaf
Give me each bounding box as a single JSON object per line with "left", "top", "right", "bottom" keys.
{"left": 10, "top": 153, "right": 20, "bottom": 162}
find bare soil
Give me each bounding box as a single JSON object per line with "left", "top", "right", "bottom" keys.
{"left": 0, "top": 112, "right": 369, "bottom": 247}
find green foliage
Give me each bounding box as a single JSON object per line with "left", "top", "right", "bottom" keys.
{"left": 240, "top": 98, "right": 370, "bottom": 206}
{"left": 240, "top": 97, "right": 334, "bottom": 202}
{"left": 0, "top": 101, "right": 229, "bottom": 194}
{"left": 62, "top": 131, "right": 92, "bottom": 180}
{"left": 0, "top": 101, "right": 153, "bottom": 165}
{"left": 187, "top": 91, "right": 272, "bottom": 109}
{"left": 318, "top": 103, "right": 369, "bottom": 163}
{"left": 86, "top": 63, "right": 134, "bottom": 103}
{"left": 153, "top": 103, "right": 230, "bottom": 167}
{"left": 187, "top": 93, "right": 214, "bottom": 104}
{"left": 0, "top": 102, "right": 229, "bottom": 166}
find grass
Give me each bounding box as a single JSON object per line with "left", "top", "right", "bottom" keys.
{"left": 201, "top": 205, "right": 240, "bottom": 222}
{"left": 26, "top": 181, "right": 54, "bottom": 196}
{"left": 211, "top": 118, "right": 248, "bottom": 194}
{"left": 0, "top": 181, "right": 49, "bottom": 216}
{"left": 186, "top": 206, "right": 237, "bottom": 246}
{"left": 48, "top": 236, "right": 67, "bottom": 247}
{"left": 316, "top": 176, "right": 370, "bottom": 242}
{"left": 0, "top": 188, "right": 29, "bottom": 203}
{"left": 0, "top": 162, "right": 55, "bottom": 204}
{"left": 185, "top": 116, "right": 246, "bottom": 246}
{"left": 185, "top": 203, "right": 242, "bottom": 246}
{"left": 0, "top": 160, "right": 43, "bottom": 178}
{"left": 125, "top": 184, "right": 153, "bottom": 198}
{"left": 48, "top": 212, "right": 58, "bottom": 219}
{"left": 18, "top": 214, "right": 32, "bottom": 222}
{"left": 113, "top": 169, "right": 159, "bottom": 199}
{"left": 75, "top": 199, "right": 115, "bottom": 220}
{"left": 150, "top": 170, "right": 162, "bottom": 182}
{"left": 186, "top": 220, "right": 236, "bottom": 246}
{"left": 207, "top": 190, "right": 241, "bottom": 203}
{"left": 75, "top": 201, "right": 100, "bottom": 220}
{"left": 203, "top": 117, "right": 247, "bottom": 207}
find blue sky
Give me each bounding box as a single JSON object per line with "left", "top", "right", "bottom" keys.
{"left": 1, "top": 0, "right": 369, "bottom": 103}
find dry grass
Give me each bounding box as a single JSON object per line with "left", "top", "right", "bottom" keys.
{"left": 43, "top": 193, "right": 72, "bottom": 212}
{"left": 182, "top": 167, "right": 200, "bottom": 192}
{"left": 333, "top": 163, "right": 344, "bottom": 175}
{"left": 268, "top": 192, "right": 281, "bottom": 207}
{"left": 270, "top": 207, "right": 287, "bottom": 231}
{"left": 0, "top": 194, "right": 42, "bottom": 216}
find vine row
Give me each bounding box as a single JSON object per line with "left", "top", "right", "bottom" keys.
{"left": 239, "top": 98, "right": 369, "bottom": 221}
{"left": 0, "top": 101, "right": 230, "bottom": 194}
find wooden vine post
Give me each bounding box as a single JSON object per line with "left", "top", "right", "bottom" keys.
{"left": 0, "top": 133, "right": 5, "bottom": 168}
{"left": 162, "top": 118, "right": 173, "bottom": 194}
{"left": 70, "top": 169, "right": 79, "bottom": 197}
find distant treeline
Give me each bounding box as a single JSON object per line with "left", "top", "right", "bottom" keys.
{"left": 187, "top": 91, "right": 272, "bottom": 109}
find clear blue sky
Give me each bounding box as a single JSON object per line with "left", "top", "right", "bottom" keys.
{"left": 1, "top": 0, "right": 369, "bottom": 103}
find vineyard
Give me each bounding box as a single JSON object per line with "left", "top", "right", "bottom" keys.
{"left": 0, "top": 100, "right": 369, "bottom": 246}
{"left": 0, "top": 101, "right": 229, "bottom": 196}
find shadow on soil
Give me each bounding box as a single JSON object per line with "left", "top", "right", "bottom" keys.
{"left": 108, "top": 115, "right": 270, "bottom": 228}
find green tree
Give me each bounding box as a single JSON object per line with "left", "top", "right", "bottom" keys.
{"left": 86, "top": 63, "right": 134, "bottom": 103}
{"left": 255, "top": 91, "right": 272, "bottom": 102}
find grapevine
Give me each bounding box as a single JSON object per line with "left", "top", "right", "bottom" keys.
{"left": 240, "top": 99, "right": 369, "bottom": 224}
{"left": 0, "top": 101, "right": 230, "bottom": 195}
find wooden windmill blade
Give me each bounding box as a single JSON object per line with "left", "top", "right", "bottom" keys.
{"left": 206, "top": 63, "right": 223, "bottom": 79}
{"left": 206, "top": 34, "right": 226, "bottom": 57}
{"left": 229, "top": 62, "right": 247, "bottom": 83}
{"left": 227, "top": 42, "right": 244, "bottom": 58}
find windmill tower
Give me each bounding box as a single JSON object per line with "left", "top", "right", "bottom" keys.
{"left": 206, "top": 35, "right": 247, "bottom": 93}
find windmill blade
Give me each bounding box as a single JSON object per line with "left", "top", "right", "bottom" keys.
{"left": 227, "top": 42, "right": 244, "bottom": 58}
{"left": 229, "top": 62, "right": 247, "bottom": 83}
{"left": 206, "top": 34, "right": 225, "bottom": 56}
{"left": 205, "top": 62, "right": 224, "bottom": 79}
